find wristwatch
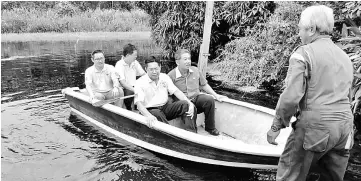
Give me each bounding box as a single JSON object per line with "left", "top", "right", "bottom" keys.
{"left": 271, "top": 125, "right": 281, "bottom": 132}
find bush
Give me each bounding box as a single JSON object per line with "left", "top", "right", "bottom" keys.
{"left": 212, "top": 2, "right": 302, "bottom": 88}
{"left": 136, "top": 1, "right": 276, "bottom": 61}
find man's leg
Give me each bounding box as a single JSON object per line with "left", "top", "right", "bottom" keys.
{"left": 162, "top": 100, "right": 197, "bottom": 133}
{"left": 316, "top": 122, "right": 353, "bottom": 181}
{"left": 147, "top": 108, "right": 168, "bottom": 124}
{"left": 104, "top": 87, "right": 124, "bottom": 108}
{"left": 94, "top": 92, "right": 106, "bottom": 100}
{"left": 192, "top": 94, "right": 218, "bottom": 135}
{"left": 277, "top": 127, "right": 315, "bottom": 181}
{"left": 123, "top": 88, "right": 134, "bottom": 110}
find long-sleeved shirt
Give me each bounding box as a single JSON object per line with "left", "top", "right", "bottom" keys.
{"left": 273, "top": 35, "right": 353, "bottom": 128}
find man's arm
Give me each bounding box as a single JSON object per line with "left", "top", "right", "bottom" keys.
{"left": 165, "top": 74, "right": 194, "bottom": 117}
{"left": 134, "top": 81, "right": 158, "bottom": 128}
{"left": 135, "top": 60, "right": 146, "bottom": 77}
{"left": 84, "top": 69, "right": 95, "bottom": 102}
{"left": 119, "top": 79, "right": 134, "bottom": 92}
{"left": 201, "top": 84, "right": 218, "bottom": 97}
{"left": 173, "top": 89, "right": 192, "bottom": 104}
{"left": 273, "top": 51, "right": 307, "bottom": 129}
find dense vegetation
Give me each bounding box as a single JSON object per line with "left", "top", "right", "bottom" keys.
{"left": 1, "top": 1, "right": 150, "bottom": 33}
{"left": 136, "top": 1, "right": 276, "bottom": 62}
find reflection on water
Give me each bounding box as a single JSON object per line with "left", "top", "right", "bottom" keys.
{"left": 1, "top": 39, "right": 360, "bottom": 181}
{"left": 1, "top": 40, "right": 161, "bottom": 102}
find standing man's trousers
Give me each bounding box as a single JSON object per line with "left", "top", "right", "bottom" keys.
{"left": 277, "top": 110, "right": 354, "bottom": 181}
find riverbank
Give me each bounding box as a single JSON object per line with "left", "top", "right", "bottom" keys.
{"left": 1, "top": 7, "right": 150, "bottom": 34}
{"left": 1, "top": 32, "right": 152, "bottom": 42}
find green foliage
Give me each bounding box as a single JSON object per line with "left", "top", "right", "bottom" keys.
{"left": 1, "top": 7, "right": 150, "bottom": 33}
{"left": 1, "top": 1, "right": 135, "bottom": 11}
{"left": 136, "top": 1, "right": 276, "bottom": 61}
{"left": 338, "top": 25, "right": 361, "bottom": 118}
{"left": 212, "top": 2, "right": 302, "bottom": 88}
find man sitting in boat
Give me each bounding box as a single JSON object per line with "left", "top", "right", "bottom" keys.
{"left": 168, "top": 49, "right": 227, "bottom": 136}
{"left": 115, "top": 43, "right": 146, "bottom": 110}
{"left": 134, "top": 57, "right": 197, "bottom": 132}
{"left": 84, "top": 50, "right": 124, "bottom": 107}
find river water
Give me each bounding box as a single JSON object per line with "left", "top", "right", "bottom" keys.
{"left": 1, "top": 37, "right": 360, "bottom": 181}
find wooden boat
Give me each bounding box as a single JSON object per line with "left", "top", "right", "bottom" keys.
{"left": 62, "top": 87, "right": 294, "bottom": 169}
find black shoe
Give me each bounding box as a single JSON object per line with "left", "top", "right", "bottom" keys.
{"left": 205, "top": 128, "right": 220, "bottom": 136}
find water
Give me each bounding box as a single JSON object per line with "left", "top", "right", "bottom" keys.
{"left": 1, "top": 38, "right": 360, "bottom": 181}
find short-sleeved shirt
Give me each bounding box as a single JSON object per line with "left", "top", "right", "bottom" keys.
{"left": 134, "top": 73, "right": 178, "bottom": 108}
{"left": 85, "top": 64, "right": 118, "bottom": 93}
{"left": 115, "top": 57, "right": 145, "bottom": 87}
{"left": 168, "top": 66, "right": 208, "bottom": 100}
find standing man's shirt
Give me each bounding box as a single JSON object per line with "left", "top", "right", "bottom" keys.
{"left": 134, "top": 73, "right": 178, "bottom": 108}
{"left": 115, "top": 57, "right": 145, "bottom": 87}
{"left": 84, "top": 64, "right": 119, "bottom": 93}
{"left": 168, "top": 66, "right": 208, "bottom": 100}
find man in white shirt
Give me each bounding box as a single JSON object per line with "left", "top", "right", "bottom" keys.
{"left": 85, "top": 50, "right": 124, "bottom": 107}
{"left": 134, "top": 57, "right": 197, "bottom": 132}
{"left": 115, "top": 44, "right": 146, "bottom": 110}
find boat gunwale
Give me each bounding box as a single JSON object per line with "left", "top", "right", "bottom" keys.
{"left": 63, "top": 87, "right": 286, "bottom": 157}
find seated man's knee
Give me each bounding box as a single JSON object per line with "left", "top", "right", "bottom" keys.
{"left": 203, "top": 94, "right": 215, "bottom": 103}
{"left": 113, "top": 87, "right": 124, "bottom": 98}
{"left": 94, "top": 93, "right": 105, "bottom": 100}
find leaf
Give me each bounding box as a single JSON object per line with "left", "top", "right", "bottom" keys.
{"left": 338, "top": 37, "right": 361, "bottom": 42}
{"left": 342, "top": 23, "right": 348, "bottom": 38}
{"left": 348, "top": 27, "right": 361, "bottom": 36}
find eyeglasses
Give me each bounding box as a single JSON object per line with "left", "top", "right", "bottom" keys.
{"left": 93, "top": 57, "right": 105, "bottom": 61}
{"left": 147, "top": 67, "right": 160, "bottom": 72}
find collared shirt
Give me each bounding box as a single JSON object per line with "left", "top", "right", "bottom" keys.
{"left": 134, "top": 73, "right": 178, "bottom": 108}
{"left": 168, "top": 66, "right": 208, "bottom": 99}
{"left": 84, "top": 64, "right": 118, "bottom": 93}
{"left": 115, "top": 57, "right": 145, "bottom": 87}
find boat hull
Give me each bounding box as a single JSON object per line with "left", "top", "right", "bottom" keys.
{"left": 65, "top": 92, "right": 280, "bottom": 169}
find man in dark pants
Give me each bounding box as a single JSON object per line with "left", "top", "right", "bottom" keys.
{"left": 266, "top": 5, "right": 354, "bottom": 181}
{"left": 115, "top": 43, "right": 146, "bottom": 110}
{"left": 168, "top": 49, "right": 228, "bottom": 136}
{"left": 134, "top": 57, "right": 197, "bottom": 132}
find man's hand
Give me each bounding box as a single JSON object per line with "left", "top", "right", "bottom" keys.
{"left": 145, "top": 115, "right": 158, "bottom": 129}
{"left": 186, "top": 102, "right": 195, "bottom": 119}
{"left": 89, "top": 96, "right": 97, "bottom": 105}
{"left": 215, "top": 94, "right": 228, "bottom": 102}
{"left": 267, "top": 126, "right": 281, "bottom": 145}
{"left": 112, "top": 87, "right": 119, "bottom": 97}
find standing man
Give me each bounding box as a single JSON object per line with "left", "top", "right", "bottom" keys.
{"left": 266, "top": 5, "right": 354, "bottom": 181}
{"left": 115, "top": 43, "right": 146, "bottom": 110}
{"left": 85, "top": 50, "right": 124, "bottom": 107}
{"left": 134, "top": 57, "right": 197, "bottom": 132}
{"left": 168, "top": 49, "right": 227, "bottom": 136}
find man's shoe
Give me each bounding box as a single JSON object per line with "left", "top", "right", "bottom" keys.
{"left": 205, "top": 128, "right": 220, "bottom": 136}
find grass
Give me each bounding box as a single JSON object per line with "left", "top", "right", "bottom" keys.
{"left": 1, "top": 8, "right": 151, "bottom": 33}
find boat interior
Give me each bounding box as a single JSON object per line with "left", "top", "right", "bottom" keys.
{"left": 77, "top": 88, "right": 292, "bottom": 147}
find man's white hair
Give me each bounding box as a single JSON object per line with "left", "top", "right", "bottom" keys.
{"left": 299, "top": 5, "right": 334, "bottom": 33}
